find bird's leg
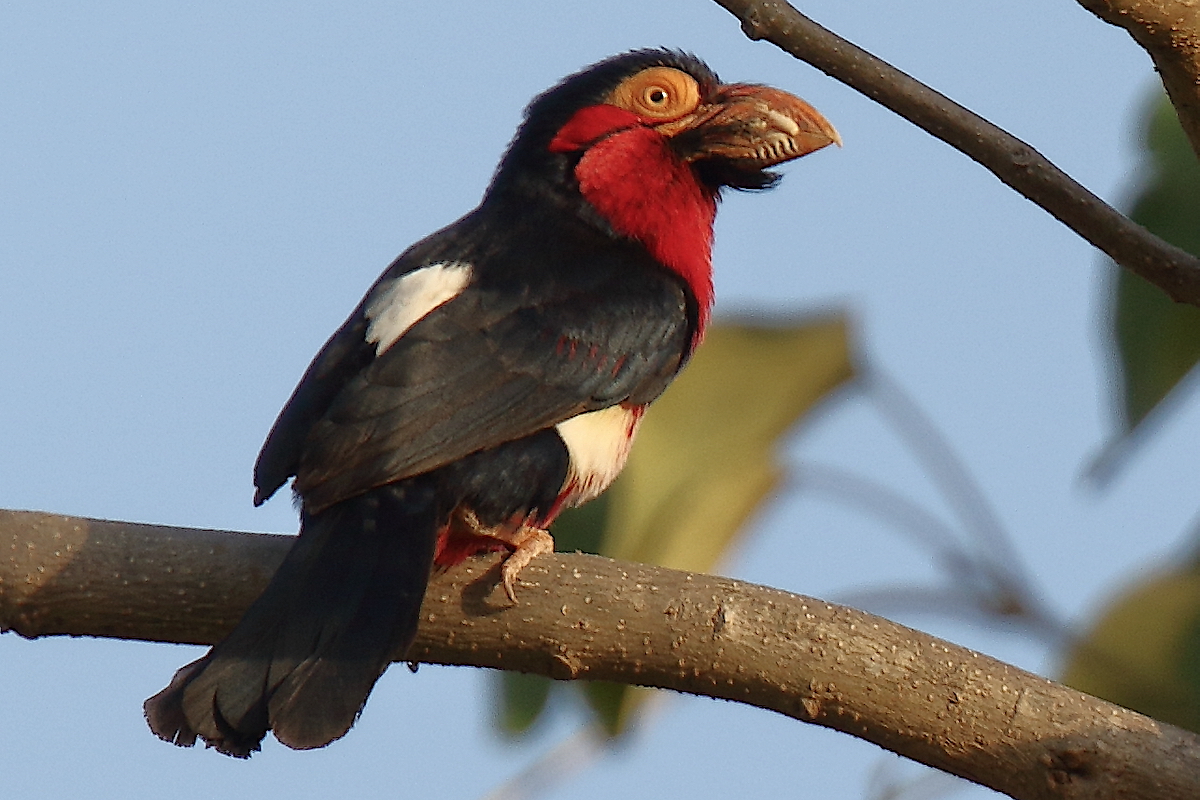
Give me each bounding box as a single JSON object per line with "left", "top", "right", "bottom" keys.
{"left": 443, "top": 509, "right": 555, "bottom": 601}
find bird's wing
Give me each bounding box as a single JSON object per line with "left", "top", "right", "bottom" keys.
{"left": 252, "top": 312, "right": 376, "bottom": 506}
{"left": 255, "top": 255, "right": 693, "bottom": 513}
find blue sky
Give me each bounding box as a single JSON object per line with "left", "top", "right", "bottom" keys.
{"left": 1, "top": 2, "right": 1180, "bottom": 798}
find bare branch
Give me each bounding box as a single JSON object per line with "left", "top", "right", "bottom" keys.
{"left": 4, "top": 508, "right": 1200, "bottom": 799}
{"left": 712, "top": 0, "right": 1200, "bottom": 306}
{"left": 1076, "top": 0, "right": 1200, "bottom": 159}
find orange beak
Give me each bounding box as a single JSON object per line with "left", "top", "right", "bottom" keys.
{"left": 658, "top": 84, "right": 840, "bottom": 170}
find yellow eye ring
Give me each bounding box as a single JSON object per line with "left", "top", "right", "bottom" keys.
{"left": 608, "top": 67, "right": 701, "bottom": 121}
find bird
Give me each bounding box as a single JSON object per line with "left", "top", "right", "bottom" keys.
{"left": 144, "top": 48, "right": 838, "bottom": 757}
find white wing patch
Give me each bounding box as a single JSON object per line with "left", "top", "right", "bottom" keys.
{"left": 365, "top": 261, "right": 473, "bottom": 355}
{"left": 555, "top": 405, "right": 643, "bottom": 508}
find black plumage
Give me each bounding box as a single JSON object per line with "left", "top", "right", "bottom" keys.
{"left": 147, "top": 52, "right": 698, "bottom": 757}
{"left": 145, "top": 48, "right": 837, "bottom": 756}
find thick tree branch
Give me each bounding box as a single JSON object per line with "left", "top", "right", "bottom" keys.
{"left": 3, "top": 509, "right": 1200, "bottom": 799}
{"left": 712, "top": 0, "right": 1200, "bottom": 307}
{"left": 1076, "top": 0, "right": 1200, "bottom": 159}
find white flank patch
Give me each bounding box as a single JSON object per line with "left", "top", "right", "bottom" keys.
{"left": 365, "top": 261, "right": 473, "bottom": 354}
{"left": 555, "top": 405, "right": 642, "bottom": 507}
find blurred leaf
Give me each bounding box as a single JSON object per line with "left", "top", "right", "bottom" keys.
{"left": 581, "top": 680, "right": 652, "bottom": 737}
{"left": 1108, "top": 94, "right": 1200, "bottom": 442}
{"left": 547, "top": 490, "right": 609, "bottom": 556}
{"left": 1061, "top": 565, "right": 1200, "bottom": 733}
{"left": 497, "top": 671, "right": 554, "bottom": 735}
{"left": 499, "top": 314, "right": 855, "bottom": 738}
{"left": 601, "top": 315, "right": 855, "bottom": 572}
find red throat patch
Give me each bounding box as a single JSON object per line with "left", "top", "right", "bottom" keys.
{"left": 553, "top": 111, "right": 716, "bottom": 334}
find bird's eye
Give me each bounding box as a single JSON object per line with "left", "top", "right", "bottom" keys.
{"left": 609, "top": 67, "right": 701, "bottom": 120}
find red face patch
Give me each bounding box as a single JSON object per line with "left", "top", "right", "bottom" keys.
{"left": 548, "top": 105, "right": 643, "bottom": 153}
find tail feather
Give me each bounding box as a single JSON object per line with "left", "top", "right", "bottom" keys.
{"left": 145, "top": 479, "right": 439, "bottom": 757}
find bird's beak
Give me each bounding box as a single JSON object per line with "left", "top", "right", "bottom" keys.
{"left": 657, "top": 84, "right": 841, "bottom": 170}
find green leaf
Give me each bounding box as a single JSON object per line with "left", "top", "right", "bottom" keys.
{"left": 496, "top": 671, "right": 554, "bottom": 735}
{"left": 1061, "top": 565, "right": 1200, "bottom": 733}
{"left": 1109, "top": 94, "right": 1200, "bottom": 437}
{"left": 581, "top": 680, "right": 652, "bottom": 737}
{"left": 497, "top": 314, "right": 855, "bottom": 737}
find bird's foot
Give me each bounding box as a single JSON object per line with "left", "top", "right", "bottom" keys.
{"left": 439, "top": 509, "right": 555, "bottom": 601}
{"left": 499, "top": 526, "right": 554, "bottom": 603}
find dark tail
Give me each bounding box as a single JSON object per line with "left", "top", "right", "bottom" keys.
{"left": 144, "top": 479, "right": 439, "bottom": 757}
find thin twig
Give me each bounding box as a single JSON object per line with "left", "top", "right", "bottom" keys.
{"left": 794, "top": 463, "right": 1069, "bottom": 643}
{"left": 712, "top": 0, "right": 1200, "bottom": 306}
{"left": 478, "top": 727, "right": 606, "bottom": 800}
{"left": 864, "top": 374, "right": 1024, "bottom": 586}
{"left": 794, "top": 463, "right": 987, "bottom": 585}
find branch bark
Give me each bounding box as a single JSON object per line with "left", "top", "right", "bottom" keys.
{"left": 1076, "top": 0, "right": 1200, "bottom": 160}
{"left": 712, "top": 0, "right": 1200, "bottom": 307}
{"left": 4, "top": 508, "right": 1200, "bottom": 800}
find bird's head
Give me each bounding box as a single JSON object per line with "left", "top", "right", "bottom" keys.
{"left": 487, "top": 50, "right": 838, "bottom": 325}
{"left": 494, "top": 49, "right": 838, "bottom": 194}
